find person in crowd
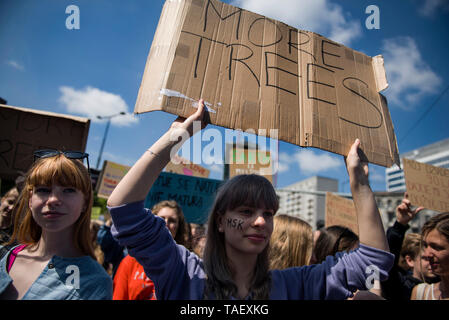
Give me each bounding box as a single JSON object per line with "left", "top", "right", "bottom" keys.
{"left": 315, "top": 219, "right": 325, "bottom": 231}
{"left": 311, "top": 220, "right": 324, "bottom": 265}
{"left": 380, "top": 195, "right": 439, "bottom": 300}
{"left": 0, "top": 187, "right": 19, "bottom": 246}
{"left": 312, "top": 224, "right": 385, "bottom": 299}
{"left": 190, "top": 223, "right": 206, "bottom": 258}
{"left": 184, "top": 220, "right": 193, "bottom": 251}
{"left": 399, "top": 233, "right": 438, "bottom": 282}
{"left": 97, "top": 215, "right": 126, "bottom": 277}
{"left": 107, "top": 99, "right": 394, "bottom": 300}
{"left": 113, "top": 200, "right": 188, "bottom": 300}
{"left": 90, "top": 219, "right": 109, "bottom": 274}
{"left": 0, "top": 150, "right": 112, "bottom": 300}
{"left": 269, "top": 214, "right": 313, "bottom": 269}
{"left": 14, "top": 172, "right": 26, "bottom": 194}
{"left": 411, "top": 212, "right": 449, "bottom": 300}
{"left": 311, "top": 225, "right": 359, "bottom": 264}
{"left": 193, "top": 234, "right": 206, "bottom": 258}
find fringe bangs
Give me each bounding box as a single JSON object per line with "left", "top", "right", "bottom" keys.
{"left": 29, "top": 155, "right": 90, "bottom": 193}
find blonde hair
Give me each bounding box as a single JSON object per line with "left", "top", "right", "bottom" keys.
{"left": 398, "top": 233, "right": 422, "bottom": 271}
{"left": 151, "top": 200, "right": 188, "bottom": 247}
{"left": 1, "top": 187, "right": 19, "bottom": 201}
{"left": 90, "top": 220, "right": 105, "bottom": 265}
{"left": 8, "top": 154, "right": 95, "bottom": 259}
{"left": 269, "top": 214, "right": 313, "bottom": 269}
{"left": 203, "top": 174, "right": 279, "bottom": 300}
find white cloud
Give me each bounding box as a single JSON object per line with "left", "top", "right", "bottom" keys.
{"left": 58, "top": 86, "right": 138, "bottom": 126}
{"left": 231, "top": 0, "right": 361, "bottom": 45}
{"left": 277, "top": 152, "right": 292, "bottom": 173}
{"left": 100, "top": 152, "right": 136, "bottom": 167}
{"left": 277, "top": 149, "right": 341, "bottom": 174}
{"left": 382, "top": 37, "right": 442, "bottom": 109}
{"left": 6, "top": 60, "right": 24, "bottom": 71}
{"left": 420, "top": 0, "right": 449, "bottom": 17}
{"left": 294, "top": 149, "right": 341, "bottom": 174}
{"left": 368, "top": 166, "right": 385, "bottom": 183}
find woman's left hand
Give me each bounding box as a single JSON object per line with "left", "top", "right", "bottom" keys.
{"left": 345, "top": 139, "right": 369, "bottom": 189}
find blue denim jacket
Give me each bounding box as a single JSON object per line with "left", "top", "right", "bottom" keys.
{"left": 0, "top": 245, "right": 112, "bottom": 300}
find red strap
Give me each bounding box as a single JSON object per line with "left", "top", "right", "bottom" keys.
{"left": 7, "top": 244, "right": 27, "bottom": 273}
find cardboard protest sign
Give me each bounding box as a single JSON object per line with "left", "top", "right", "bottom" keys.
{"left": 134, "top": 0, "right": 399, "bottom": 168}
{"left": 0, "top": 104, "right": 90, "bottom": 180}
{"left": 96, "top": 160, "right": 131, "bottom": 199}
{"left": 165, "top": 154, "right": 210, "bottom": 178}
{"left": 226, "top": 145, "right": 273, "bottom": 183}
{"left": 145, "top": 172, "right": 222, "bottom": 223}
{"left": 402, "top": 158, "right": 449, "bottom": 213}
{"left": 325, "top": 192, "right": 358, "bottom": 235}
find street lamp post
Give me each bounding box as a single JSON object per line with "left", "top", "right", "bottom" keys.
{"left": 96, "top": 112, "right": 126, "bottom": 169}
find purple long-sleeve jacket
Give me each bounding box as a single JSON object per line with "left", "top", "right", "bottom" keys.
{"left": 109, "top": 201, "right": 394, "bottom": 300}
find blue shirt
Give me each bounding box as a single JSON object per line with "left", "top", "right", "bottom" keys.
{"left": 0, "top": 245, "right": 113, "bottom": 300}
{"left": 109, "top": 200, "right": 394, "bottom": 300}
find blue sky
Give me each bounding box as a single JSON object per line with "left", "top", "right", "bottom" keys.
{"left": 1, "top": 0, "right": 448, "bottom": 193}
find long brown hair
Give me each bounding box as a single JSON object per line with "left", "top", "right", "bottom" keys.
{"left": 421, "top": 212, "right": 449, "bottom": 243}
{"left": 313, "top": 225, "right": 359, "bottom": 263}
{"left": 420, "top": 212, "right": 449, "bottom": 276}
{"left": 7, "top": 154, "right": 95, "bottom": 259}
{"left": 203, "top": 174, "right": 279, "bottom": 299}
{"left": 269, "top": 214, "right": 313, "bottom": 269}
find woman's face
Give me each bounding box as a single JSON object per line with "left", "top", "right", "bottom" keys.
{"left": 218, "top": 205, "right": 274, "bottom": 258}
{"left": 414, "top": 250, "right": 437, "bottom": 281}
{"left": 0, "top": 193, "right": 18, "bottom": 224}
{"left": 29, "top": 184, "right": 85, "bottom": 233}
{"left": 423, "top": 229, "right": 449, "bottom": 277}
{"left": 157, "top": 207, "right": 179, "bottom": 238}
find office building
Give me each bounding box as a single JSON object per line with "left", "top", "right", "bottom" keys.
{"left": 276, "top": 176, "right": 338, "bottom": 229}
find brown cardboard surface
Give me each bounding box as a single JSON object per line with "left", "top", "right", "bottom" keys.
{"left": 96, "top": 160, "right": 131, "bottom": 199}
{"left": 165, "top": 154, "right": 210, "bottom": 178}
{"left": 402, "top": 158, "right": 449, "bottom": 213}
{"left": 135, "top": 0, "right": 399, "bottom": 168}
{"left": 0, "top": 104, "right": 90, "bottom": 180}
{"left": 325, "top": 192, "right": 359, "bottom": 235}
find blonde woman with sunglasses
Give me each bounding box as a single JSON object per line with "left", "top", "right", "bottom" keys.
{"left": 0, "top": 150, "right": 112, "bottom": 300}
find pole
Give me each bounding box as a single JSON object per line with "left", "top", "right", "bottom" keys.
{"left": 96, "top": 117, "right": 111, "bottom": 169}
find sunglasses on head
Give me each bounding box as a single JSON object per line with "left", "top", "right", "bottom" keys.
{"left": 33, "top": 149, "right": 90, "bottom": 172}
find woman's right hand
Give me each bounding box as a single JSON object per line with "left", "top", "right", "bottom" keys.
{"left": 107, "top": 99, "right": 207, "bottom": 207}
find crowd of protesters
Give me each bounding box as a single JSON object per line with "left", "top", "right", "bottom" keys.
{"left": 0, "top": 100, "right": 448, "bottom": 300}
